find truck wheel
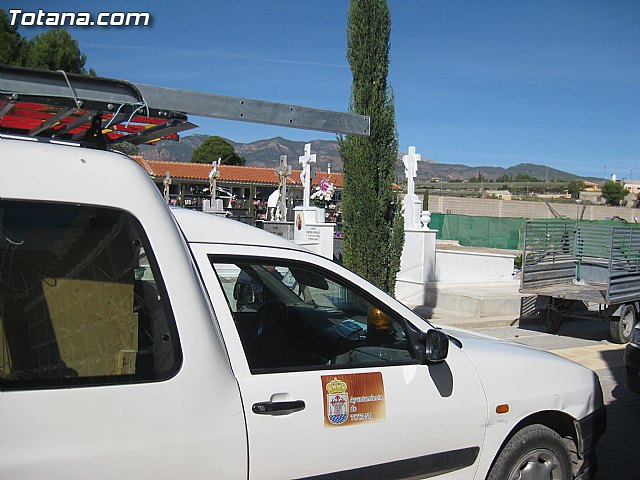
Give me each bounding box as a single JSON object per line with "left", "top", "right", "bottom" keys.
{"left": 487, "top": 424, "right": 572, "bottom": 480}
{"left": 609, "top": 304, "right": 636, "bottom": 344}
{"left": 541, "top": 308, "right": 562, "bottom": 334}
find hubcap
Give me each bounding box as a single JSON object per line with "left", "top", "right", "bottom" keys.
{"left": 621, "top": 309, "right": 635, "bottom": 339}
{"left": 508, "top": 449, "right": 564, "bottom": 480}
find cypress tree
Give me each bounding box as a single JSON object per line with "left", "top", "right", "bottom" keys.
{"left": 339, "top": 0, "right": 403, "bottom": 295}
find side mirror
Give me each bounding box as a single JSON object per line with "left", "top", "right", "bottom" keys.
{"left": 422, "top": 329, "right": 449, "bottom": 364}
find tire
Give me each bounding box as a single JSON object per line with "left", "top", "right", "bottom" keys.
{"left": 609, "top": 304, "right": 636, "bottom": 344}
{"left": 541, "top": 308, "right": 562, "bottom": 334}
{"left": 487, "top": 424, "right": 572, "bottom": 480}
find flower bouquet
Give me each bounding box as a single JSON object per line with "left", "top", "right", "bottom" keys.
{"left": 310, "top": 178, "right": 335, "bottom": 208}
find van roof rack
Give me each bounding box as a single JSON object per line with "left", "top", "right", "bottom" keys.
{"left": 0, "top": 65, "right": 369, "bottom": 149}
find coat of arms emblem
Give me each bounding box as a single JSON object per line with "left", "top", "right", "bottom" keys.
{"left": 325, "top": 377, "right": 349, "bottom": 425}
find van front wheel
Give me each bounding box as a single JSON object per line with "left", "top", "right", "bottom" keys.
{"left": 487, "top": 424, "right": 572, "bottom": 480}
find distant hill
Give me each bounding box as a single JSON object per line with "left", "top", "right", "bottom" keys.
{"left": 138, "top": 135, "right": 341, "bottom": 171}
{"left": 232, "top": 137, "right": 341, "bottom": 171}
{"left": 137, "top": 134, "right": 206, "bottom": 162}
{"left": 416, "top": 162, "right": 586, "bottom": 183}
{"left": 137, "top": 134, "right": 594, "bottom": 182}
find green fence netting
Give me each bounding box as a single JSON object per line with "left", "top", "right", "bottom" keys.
{"left": 430, "top": 214, "right": 525, "bottom": 250}
{"left": 430, "top": 214, "right": 640, "bottom": 251}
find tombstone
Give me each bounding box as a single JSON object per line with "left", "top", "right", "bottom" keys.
{"left": 402, "top": 146, "right": 424, "bottom": 230}
{"left": 163, "top": 171, "right": 171, "bottom": 204}
{"left": 262, "top": 220, "right": 295, "bottom": 240}
{"left": 299, "top": 143, "right": 316, "bottom": 208}
{"left": 263, "top": 155, "right": 295, "bottom": 240}
{"left": 396, "top": 146, "right": 438, "bottom": 305}
{"left": 404, "top": 146, "right": 420, "bottom": 197}
{"left": 292, "top": 143, "right": 334, "bottom": 258}
{"left": 275, "top": 155, "right": 292, "bottom": 221}
{"left": 293, "top": 207, "right": 336, "bottom": 259}
{"left": 203, "top": 158, "right": 225, "bottom": 215}
{"left": 209, "top": 158, "right": 220, "bottom": 200}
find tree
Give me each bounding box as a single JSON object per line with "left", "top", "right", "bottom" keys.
{"left": 422, "top": 188, "right": 429, "bottom": 211}
{"left": 496, "top": 174, "right": 512, "bottom": 183}
{"left": 567, "top": 180, "right": 585, "bottom": 199}
{"left": 0, "top": 9, "right": 28, "bottom": 66}
{"left": 338, "top": 0, "right": 403, "bottom": 295}
{"left": 25, "top": 29, "right": 90, "bottom": 74}
{"left": 0, "top": 9, "right": 94, "bottom": 74}
{"left": 515, "top": 172, "right": 539, "bottom": 182}
{"left": 110, "top": 142, "right": 140, "bottom": 156}
{"left": 602, "top": 180, "right": 627, "bottom": 206}
{"left": 191, "top": 136, "right": 246, "bottom": 165}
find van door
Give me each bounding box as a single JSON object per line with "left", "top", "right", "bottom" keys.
{"left": 197, "top": 250, "right": 488, "bottom": 480}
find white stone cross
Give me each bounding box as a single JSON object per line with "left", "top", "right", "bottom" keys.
{"left": 208, "top": 157, "right": 221, "bottom": 203}
{"left": 275, "top": 155, "right": 292, "bottom": 221}
{"left": 403, "top": 146, "right": 421, "bottom": 197}
{"left": 299, "top": 143, "right": 316, "bottom": 208}
{"left": 163, "top": 171, "right": 171, "bottom": 203}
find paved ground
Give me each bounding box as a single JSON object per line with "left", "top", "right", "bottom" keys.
{"left": 474, "top": 319, "right": 638, "bottom": 480}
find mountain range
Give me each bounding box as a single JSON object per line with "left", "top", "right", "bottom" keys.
{"left": 137, "top": 134, "right": 593, "bottom": 183}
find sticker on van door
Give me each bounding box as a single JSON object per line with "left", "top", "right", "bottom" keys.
{"left": 322, "top": 373, "right": 385, "bottom": 427}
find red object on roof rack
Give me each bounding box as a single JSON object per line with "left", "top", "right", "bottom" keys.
{"left": 0, "top": 99, "right": 190, "bottom": 145}
{"left": 0, "top": 66, "right": 197, "bottom": 148}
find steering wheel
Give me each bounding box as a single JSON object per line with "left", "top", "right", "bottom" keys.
{"left": 256, "top": 299, "right": 288, "bottom": 331}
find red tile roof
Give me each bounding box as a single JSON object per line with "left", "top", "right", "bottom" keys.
{"left": 132, "top": 157, "right": 343, "bottom": 187}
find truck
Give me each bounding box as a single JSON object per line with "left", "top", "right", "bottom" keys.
{"left": 0, "top": 66, "right": 605, "bottom": 480}
{"left": 521, "top": 219, "right": 640, "bottom": 343}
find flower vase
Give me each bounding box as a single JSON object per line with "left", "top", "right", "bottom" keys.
{"left": 420, "top": 210, "right": 431, "bottom": 229}
{"left": 315, "top": 207, "right": 326, "bottom": 223}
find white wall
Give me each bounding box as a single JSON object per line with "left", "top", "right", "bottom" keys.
{"left": 435, "top": 249, "right": 515, "bottom": 283}
{"left": 429, "top": 195, "right": 640, "bottom": 221}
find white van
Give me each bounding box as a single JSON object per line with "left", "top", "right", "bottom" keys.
{"left": 0, "top": 66, "right": 605, "bottom": 479}
{"left": 0, "top": 134, "right": 605, "bottom": 480}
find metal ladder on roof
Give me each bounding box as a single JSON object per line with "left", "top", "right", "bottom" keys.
{"left": 0, "top": 64, "right": 369, "bottom": 149}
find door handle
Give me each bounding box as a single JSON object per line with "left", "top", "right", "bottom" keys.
{"left": 252, "top": 400, "right": 306, "bottom": 416}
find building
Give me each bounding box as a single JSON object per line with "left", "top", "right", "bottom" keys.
{"left": 578, "top": 181, "right": 604, "bottom": 204}
{"left": 622, "top": 180, "right": 640, "bottom": 207}
{"left": 132, "top": 157, "right": 342, "bottom": 222}
{"left": 581, "top": 181, "right": 601, "bottom": 192}
{"left": 483, "top": 190, "right": 512, "bottom": 200}
{"left": 623, "top": 180, "right": 640, "bottom": 195}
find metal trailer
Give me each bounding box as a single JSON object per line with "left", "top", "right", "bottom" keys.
{"left": 520, "top": 219, "right": 640, "bottom": 343}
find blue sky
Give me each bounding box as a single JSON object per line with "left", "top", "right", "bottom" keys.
{"left": 8, "top": 0, "right": 639, "bottom": 179}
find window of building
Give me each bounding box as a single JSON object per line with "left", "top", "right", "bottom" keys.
{"left": 0, "top": 201, "right": 181, "bottom": 390}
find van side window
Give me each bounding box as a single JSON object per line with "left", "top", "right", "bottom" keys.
{"left": 0, "top": 201, "right": 181, "bottom": 390}
{"left": 212, "top": 260, "right": 415, "bottom": 373}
